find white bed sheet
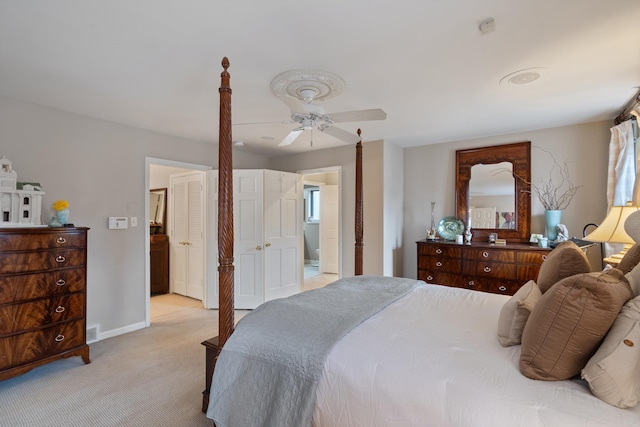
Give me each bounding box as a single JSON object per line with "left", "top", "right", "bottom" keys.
{"left": 312, "top": 284, "right": 640, "bottom": 426}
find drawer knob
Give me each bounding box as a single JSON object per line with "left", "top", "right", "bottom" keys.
{"left": 436, "top": 261, "right": 443, "bottom": 267}
{"left": 483, "top": 266, "right": 491, "bottom": 273}
{"left": 435, "top": 248, "right": 442, "bottom": 254}
{"left": 55, "top": 255, "right": 66, "bottom": 263}
{"left": 468, "top": 280, "right": 475, "bottom": 287}
{"left": 55, "top": 306, "right": 65, "bottom": 313}
{"left": 482, "top": 251, "right": 489, "bottom": 258}
{"left": 56, "top": 237, "right": 67, "bottom": 244}
{"left": 542, "top": 255, "right": 547, "bottom": 261}
{"left": 56, "top": 279, "right": 66, "bottom": 286}
{"left": 427, "top": 275, "right": 433, "bottom": 281}
{"left": 55, "top": 334, "right": 65, "bottom": 342}
{"left": 498, "top": 286, "right": 507, "bottom": 292}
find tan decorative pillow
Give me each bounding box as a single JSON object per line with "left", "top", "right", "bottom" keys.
{"left": 617, "top": 244, "right": 640, "bottom": 274}
{"left": 520, "top": 268, "right": 634, "bottom": 381}
{"left": 497, "top": 280, "right": 542, "bottom": 347}
{"left": 536, "top": 241, "right": 591, "bottom": 293}
{"left": 582, "top": 296, "right": 640, "bottom": 408}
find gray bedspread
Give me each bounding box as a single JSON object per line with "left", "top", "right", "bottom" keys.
{"left": 206, "top": 275, "right": 422, "bottom": 427}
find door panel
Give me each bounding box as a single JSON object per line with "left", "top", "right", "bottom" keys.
{"left": 186, "top": 179, "right": 204, "bottom": 299}
{"left": 320, "top": 184, "right": 339, "bottom": 274}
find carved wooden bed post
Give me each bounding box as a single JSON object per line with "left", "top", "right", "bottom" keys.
{"left": 355, "top": 129, "right": 363, "bottom": 275}
{"left": 218, "top": 57, "right": 235, "bottom": 348}
{"left": 202, "top": 57, "right": 234, "bottom": 412}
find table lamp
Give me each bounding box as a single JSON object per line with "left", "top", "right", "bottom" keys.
{"left": 583, "top": 204, "right": 640, "bottom": 265}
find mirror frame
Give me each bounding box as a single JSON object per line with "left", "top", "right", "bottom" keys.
{"left": 455, "top": 141, "right": 531, "bottom": 243}
{"left": 150, "top": 187, "right": 167, "bottom": 235}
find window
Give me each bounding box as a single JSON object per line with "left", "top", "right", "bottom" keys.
{"left": 306, "top": 188, "right": 320, "bottom": 222}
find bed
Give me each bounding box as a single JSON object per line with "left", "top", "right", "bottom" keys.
{"left": 204, "top": 58, "right": 640, "bottom": 426}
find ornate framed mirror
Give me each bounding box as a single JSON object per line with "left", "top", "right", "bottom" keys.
{"left": 149, "top": 188, "right": 167, "bottom": 235}
{"left": 456, "top": 141, "right": 531, "bottom": 242}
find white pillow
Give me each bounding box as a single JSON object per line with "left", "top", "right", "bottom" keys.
{"left": 582, "top": 295, "right": 640, "bottom": 408}
{"left": 625, "top": 262, "right": 640, "bottom": 297}
{"left": 497, "top": 280, "right": 542, "bottom": 347}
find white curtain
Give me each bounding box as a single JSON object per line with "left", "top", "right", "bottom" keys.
{"left": 607, "top": 120, "right": 637, "bottom": 207}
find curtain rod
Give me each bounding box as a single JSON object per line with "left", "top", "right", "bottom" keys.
{"left": 614, "top": 88, "right": 640, "bottom": 125}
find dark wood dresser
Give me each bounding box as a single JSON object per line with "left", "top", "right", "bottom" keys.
{"left": 0, "top": 227, "right": 90, "bottom": 381}
{"left": 416, "top": 239, "right": 551, "bottom": 295}
{"left": 150, "top": 234, "right": 169, "bottom": 295}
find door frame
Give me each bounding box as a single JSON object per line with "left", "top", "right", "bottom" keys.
{"left": 298, "top": 166, "right": 342, "bottom": 279}
{"left": 145, "top": 157, "right": 211, "bottom": 327}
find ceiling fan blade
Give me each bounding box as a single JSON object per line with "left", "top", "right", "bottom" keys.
{"left": 278, "top": 129, "right": 304, "bottom": 146}
{"left": 327, "top": 109, "right": 387, "bottom": 123}
{"left": 319, "top": 126, "right": 361, "bottom": 144}
{"left": 278, "top": 95, "right": 307, "bottom": 114}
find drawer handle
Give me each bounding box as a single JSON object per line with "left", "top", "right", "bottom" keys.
{"left": 55, "top": 306, "right": 65, "bottom": 313}
{"left": 483, "top": 266, "right": 491, "bottom": 273}
{"left": 427, "top": 275, "right": 433, "bottom": 281}
{"left": 482, "top": 251, "right": 489, "bottom": 258}
{"left": 498, "top": 286, "right": 507, "bottom": 292}
{"left": 436, "top": 261, "right": 443, "bottom": 267}
{"left": 56, "top": 237, "right": 67, "bottom": 244}
{"left": 468, "top": 280, "right": 475, "bottom": 287}
{"left": 435, "top": 248, "right": 442, "bottom": 254}
{"left": 56, "top": 279, "right": 66, "bottom": 286}
{"left": 55, "top": 255, "right": 66, "bottom": 263}
{"left": 55, "top": 334, "right": 65, "bottom": 342}
{"left": 542, "top": 255, "right": 547, "bottom": 261}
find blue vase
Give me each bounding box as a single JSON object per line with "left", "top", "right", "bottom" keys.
{"left": 56, "top": 208, "right": 70, "bottom": 225}
{"left": 545, "top": 210, "right": 562, "bottom": 241}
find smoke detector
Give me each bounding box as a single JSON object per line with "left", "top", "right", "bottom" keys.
{"left": 499, "top": 68, "right": 545, "bottom": 86}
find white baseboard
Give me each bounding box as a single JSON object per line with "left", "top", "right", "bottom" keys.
{"left": 92, "top": 321, "right": 146, "bottom": 342}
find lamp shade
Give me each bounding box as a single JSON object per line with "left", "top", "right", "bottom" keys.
{"left": 583, "top": 205, "right": 640, "bottom": 244}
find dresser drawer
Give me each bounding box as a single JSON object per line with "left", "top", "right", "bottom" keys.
{"left": 461, "top": 276, "right": 519, "bottom": 295}
{"left": 0, "top": 231, "right": 85, "bottom": 251}
{"left": 463, "top": 248, "right": 515, "bottom": 262}
{"left": 463, "top": 260, "right": 516, "bottom": 280}
{"left": 417, "top": 244, "right": 461, "bottom": 258}
{"left": 516, "top": 250, "right": 550, "bottom": 264}
{"left": 516, "top": 264, "right": 543, "bottom": 282}
{"left": 418, "top": 270, "right": 464, "bottom": 287}
{"left": 0, "top": 293, "right": 85, "bottom": 335}
{"left": 0, "top": 268, "right": 85, "bottom": 305}
{"left": 0, "top": 319, "right": 85, "bottom": 370}
{"left": 0, "top": 249, "right": 86, "bottom": 274}
{"left": 418, "top": 256, "right": 461, "bottom": 273}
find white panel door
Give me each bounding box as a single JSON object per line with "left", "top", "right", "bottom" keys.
{"left": 234, "top": 170, "right": 264, "bottom": 309}
{"left": 320, "top": 184, "right": 339, "bottom": 274}
{"left": 264, "top": 170, "right": 302, "bottom": 301}
{"left": 186, "top": 178, "right": 204, "bottom": 300}
{"left": 169, "top": 171, "right": 204, "bottom": 301}
{"left": 470, "top": 207, "right": 496, "bottom": 229}
{"left": 170, "top": 177, "right": 188, "bottom": 296}
{"left": 205, "top": 170, "right": 218, "bottom": 309}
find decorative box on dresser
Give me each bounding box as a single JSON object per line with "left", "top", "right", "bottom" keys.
{"left": 416, "top": 239, "right": 551, "bottom": 295}
{"left": 0, "top": 227, "right": 90, "bottom": 381}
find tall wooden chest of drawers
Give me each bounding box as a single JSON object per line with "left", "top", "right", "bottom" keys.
{"left": 416, "top": 239, "right": 551, "bottom": 296}
{"left": 0, "top": 227, "right": 90, "bottom": 381}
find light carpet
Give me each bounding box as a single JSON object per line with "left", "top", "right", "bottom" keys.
{"left": 0, "top": 296, "right": 246, "bottom": 427}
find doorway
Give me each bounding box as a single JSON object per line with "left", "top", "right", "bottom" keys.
{"left": 145, "top": 158, "right": 210, "bottom": 327}
{"left": 300, "top": 166, "right": 341, "bottom": 289}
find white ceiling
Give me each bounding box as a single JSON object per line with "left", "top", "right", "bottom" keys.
{"left": 1, "top": 1, "right": 639, "bottom": 157}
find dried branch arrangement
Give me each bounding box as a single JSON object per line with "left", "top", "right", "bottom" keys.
{"left": 494, "top": 148, "right": 581, "bottom": 210}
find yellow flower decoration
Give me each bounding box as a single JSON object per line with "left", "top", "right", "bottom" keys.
{"left": 52, "top": 200, "right": 69, "bottom": 211}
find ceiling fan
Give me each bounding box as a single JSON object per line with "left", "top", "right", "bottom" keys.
{"left": 275, "top": 88, "right": 386, "bottom": 146}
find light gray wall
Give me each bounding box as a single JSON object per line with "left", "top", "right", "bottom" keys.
{"left": 403, "top": 120, "right": 611, "bottom": 279}
{"left": 384, "top": 141, "right": 404, "bottom": 276}
{"left": 0, "top": 96, "right": 268, "bottom": 336}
